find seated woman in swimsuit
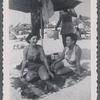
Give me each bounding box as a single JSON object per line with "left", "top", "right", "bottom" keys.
{"left": 21, "top": 33, "right": 58, "bottom": 90}
{"left": 51, "top": 33, "right": 82, "bottom": 76}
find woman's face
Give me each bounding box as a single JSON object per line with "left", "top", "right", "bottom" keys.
{"left": 66, "top": 36, "right": 74, "bottom": 47}
{"left": 29, "top": 36, "right": 38, "bottom": 46}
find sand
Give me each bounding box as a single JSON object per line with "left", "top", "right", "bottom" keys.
{"left": 41, "top": 76, "right": 91, "bottom": 100}
{"left": 9, "top": 33, "right": 91, "bottom": 100}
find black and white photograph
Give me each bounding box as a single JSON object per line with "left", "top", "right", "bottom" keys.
{"left": 3, "top": 0, "right": 97, "bottom": 100}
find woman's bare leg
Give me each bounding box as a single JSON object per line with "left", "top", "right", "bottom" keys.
{"left": 38, "top": 65, "right": 59, "bottom": 91}
{"left": 38, "top": 65, "right": 50, "bottom": 80}
{"left": 53, "top": 61, "right": 64, "bottom": 71}
{"left": 26, "top": 71, "right": 39, "bottom": 82}
{"left": 56, "top": 67, "right": 73, "bottom": 76}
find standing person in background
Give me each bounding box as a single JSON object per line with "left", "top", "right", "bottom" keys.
{"left": 55, "top": 9, "right": 77, "bottom": 47}
{"left": 75, "top": 23, "right": 81, "bottom": 40}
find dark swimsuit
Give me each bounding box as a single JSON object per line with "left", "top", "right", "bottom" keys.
{"left": 60, "top": 11, "right": 74, "bottom": 35}
{"left": 27, "top": 46, "right": 43, "bottom": 72}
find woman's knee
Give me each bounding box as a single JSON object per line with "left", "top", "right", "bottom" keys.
{"left": 26, "top": 71, "right": 37, "bottom": 82}
{"left": 38, "top": 65, "right": 50, "bottom": 81}
{"left": 41, "top": 74, "right": 49, "bottom": 81}
{"left": 55, "top": 70, "right": 62, "bottom": 75}
{"left": 26, "top": 75, "right": 32, "bottom": 81}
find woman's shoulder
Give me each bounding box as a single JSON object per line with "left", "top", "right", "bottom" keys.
{"left": 24, "top": 45, "right": 30, "bottom": 50}
{"left": 23, "top": 45, "right": 30, "bottom": 53}
{"left": 36, "top": 45, "right": 44, "bottom": 53}
{"left": 36, "top": 45, "right": 43, "bottom": 50}
{"left": 75, "top": 44, "right": 82, "bottom": 53}
{"left": 36, "top": 44, "right": 42, "bottom": 48}
{"left": 75, "top": 44, "right": 81, "bottom": 49}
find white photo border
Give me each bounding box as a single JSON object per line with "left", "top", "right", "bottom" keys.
{"left": 3, "top": 0, "right": 97, "bottom": 100}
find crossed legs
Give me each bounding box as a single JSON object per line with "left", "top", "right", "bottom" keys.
{"left": 52, "top": 61, "right": 73, "bottom": 75}
{"left": 25, "top": 65, "right": 59, "bottom": 91}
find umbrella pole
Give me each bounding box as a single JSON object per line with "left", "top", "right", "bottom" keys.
{"left": 40, "top": 8, "right": 43, "bottom": 47}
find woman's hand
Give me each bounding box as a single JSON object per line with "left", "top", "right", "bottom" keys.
{"left": 51, "top": 62, "right": 56, "bottom": 71}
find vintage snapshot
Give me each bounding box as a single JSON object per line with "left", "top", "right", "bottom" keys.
{"left": 3, "top": 0, "right": 97, "bottom": 100}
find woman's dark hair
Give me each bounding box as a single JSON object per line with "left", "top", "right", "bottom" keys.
{"left": 26, "top": 33, "right": 40, "bottom": 43}
{"left": 66, "top": 33, "right": 78, "bottom": 44}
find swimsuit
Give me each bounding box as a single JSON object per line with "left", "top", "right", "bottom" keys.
{"left": 27, "top": 45, "right": 43, "bottom": 72}
{"left": 60, "top": 11, "right": 74, "bottom": 35}
{"left": 62, "top": 45, "right": 76, "bottom": 71}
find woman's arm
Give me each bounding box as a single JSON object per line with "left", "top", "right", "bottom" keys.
{"left": 39, "top": 46, "right": 54, "bottom": 77}
{"left": 51, "top": 48, "right": 65, "bottom": 68}
{"left": 75, "top": 46, "right": 82, "bottom": 75}
{"left": 21, "top": 46, "right": 28, "bottom": 77}
{"left": 54, "top": 49, "right": 65, "bottom": 64}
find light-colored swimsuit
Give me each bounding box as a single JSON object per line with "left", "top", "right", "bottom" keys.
{"left": 62, "top": 45, "right": 76, "bottom": 71}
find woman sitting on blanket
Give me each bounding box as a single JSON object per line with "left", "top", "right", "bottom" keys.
{"left": 21, "top": 33, "right": 59, "bottom": 90}
{"left": 51, "top": 33, "right": 82, "bottom": 76}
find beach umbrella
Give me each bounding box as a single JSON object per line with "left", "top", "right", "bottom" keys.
{"left": 9, "top": 0, "right": 82, "bottom": 46}
{"left": 9, "top": 0, "right": 82, "bottom": 12}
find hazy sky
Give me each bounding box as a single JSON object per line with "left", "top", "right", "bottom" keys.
{"left": 75, "top": 0, "right": 90, "bottom": 17}
{"left": 9, "top": 0, "right": 90, "bottom": 25}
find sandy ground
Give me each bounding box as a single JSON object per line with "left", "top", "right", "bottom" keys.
{"left": 41, "top": 76, "right": 91, "bottom": 100}
{"left": 9, "top": 33, "right": 91, "bottom": 100}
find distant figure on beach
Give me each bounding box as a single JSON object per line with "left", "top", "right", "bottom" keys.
{"left": 78, "top": 15, "right": 87, "bottom": 39}
{"left": 21, "top": 33, "right": 59, "bottom": 91}
{"left": 51, "top": 33, "right": 82, "bottom": 76}
{"left": 75, "top": 23, "right": 81, "bottom": 40}
{"left": 55, "top": 9, "right": 77, "bottom": 47}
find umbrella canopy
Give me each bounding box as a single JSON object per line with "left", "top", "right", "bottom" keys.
{"left": 9, "top": 0, "right": 82, "bottom": 46}
{"left": 9, "top": 0, "right": 82, "bottom": 13}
